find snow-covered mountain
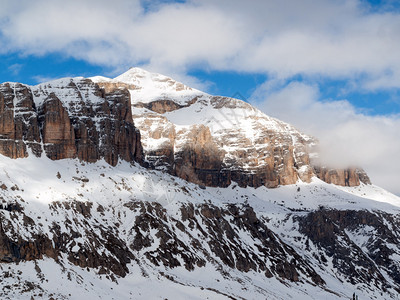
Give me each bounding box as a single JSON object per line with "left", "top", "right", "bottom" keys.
{"left": 92, "top": 68, "right": 370, "bottom": 189}
{"left": 0, "top": 68, "right": 398, "bottom": 299}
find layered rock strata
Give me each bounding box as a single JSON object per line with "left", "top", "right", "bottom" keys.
{"left": 0, "top": 79, "right": 143, "bottom": 166}
{"left": 129, "top": 95, "right": 370, "bottom": 189}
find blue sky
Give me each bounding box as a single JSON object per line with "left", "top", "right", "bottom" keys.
{"left": 1, "top": 0, "right": 400, "bottom": 194}
{"left": 2, "top": 50, "right": 400, "bottom": 117}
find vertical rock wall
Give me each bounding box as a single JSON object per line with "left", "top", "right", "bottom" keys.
{"left": 0, "top": 79, "right": 143, "bottom": 166}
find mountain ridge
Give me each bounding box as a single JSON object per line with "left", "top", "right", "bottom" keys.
{"left": 0, "top": 67, "right": 370, "bottom": 189}
{"left": 0, "top": 68, "right": 398, "bottom": 300}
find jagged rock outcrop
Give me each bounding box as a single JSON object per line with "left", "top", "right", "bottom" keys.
{"left": 297, "top": 209, "right": 400, "bottom": 292}
{"left": 174, "top": 125, "right": 228, "bottom": 186}
{"left": 0, "top": 197, "right": 325, "bottom": 285}
{"left": 0, "top": 200, "right": 133, "bottom": 277}
{"left": 40, "top": 92, "right": 77, "bottom": 160}
{"left": 0, "top": 79, "right": 143, "bottom": 166}
{"left": 313, "top": 166, "right": 371, "bottom": 186}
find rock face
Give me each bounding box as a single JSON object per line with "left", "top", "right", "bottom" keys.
{"left": 131, "top": 96, "right": 369, "bottom": 189}
{"left": 40, "top": 92, "right": 77, "bottom": 160}
{"left": 0, "top": 200, "right": 132, "bottom": 277}
{"left": 297, "top": 209, "right": 400, "bottom": 293}
{"left": 0, "top": 79, "right": 143, "bottom": 166}
{"left": 174, "top": 125, "right": 228, "bottom": 186}
{"left": 313, "top": 166, "right": 371, "bottom": 186}
{"left": 93, "top": 68, "right": 370, "bottom": 189}
{"left": 0, "top": 83, "right": 42, "bottom": 158}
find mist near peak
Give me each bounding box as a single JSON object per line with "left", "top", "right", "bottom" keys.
{"left": 251, "top": 81, "right": 400, "bottom": 195}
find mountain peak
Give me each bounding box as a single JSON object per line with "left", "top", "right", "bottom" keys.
{"left": 114, "top": 67, "right": 197, "bottom": 93}
{"left": 116, "top": 66, "right": 153, "bottom": 80}
{"left": 92, "top": 67, "right": 204, "bottom": 105}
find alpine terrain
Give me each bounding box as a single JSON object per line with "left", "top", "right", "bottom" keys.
{"left": 0, "top": 67, "right": 399, "bottom": 299}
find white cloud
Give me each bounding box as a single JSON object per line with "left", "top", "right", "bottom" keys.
{"left": 250, "top": 81, "right": 400, "bottom": 195}
{"left": 7, "top": 63, "right": 22, "bottom": 75}
{"left": 31, "top": 75, "right": 62, "bottom": 84}
{"left": 1, "top": 0, "right": 400, "bottom": 90}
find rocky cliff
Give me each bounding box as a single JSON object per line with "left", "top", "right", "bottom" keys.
{"left": 0, "top": 79, "right": 143, "bottom": 166}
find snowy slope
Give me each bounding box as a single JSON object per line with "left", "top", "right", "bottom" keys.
{"left": 91, "top": 68, "right": 204, "bottom": 106}
{"left": 0, "top": 152, "right": 399, "bottom": 299}
{"left": 0, "top": 151, "right": 397, "bottom": 216}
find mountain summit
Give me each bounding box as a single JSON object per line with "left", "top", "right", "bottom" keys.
{"left": 91, "top": 67, "right": 201, "bottom": 105}
{"left": 93, "top": 69, "right": 370, "bottom": 189}
{"left": 0, "top": 69, "right": 398, "bottom": 300}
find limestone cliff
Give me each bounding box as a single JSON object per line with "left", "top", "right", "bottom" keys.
{"left": 130, "top": 96, "right": 369, "bottom": 189}
{"left": 0, "top": 79, "right": 143, "bottom": 166}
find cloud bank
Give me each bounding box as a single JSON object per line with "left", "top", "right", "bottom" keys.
{"left": 1, "top": 0, "right": 400, "bottom": 89}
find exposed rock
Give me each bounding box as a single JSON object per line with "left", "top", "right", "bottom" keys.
{"left": 313, "top": 166, "right": 371, "bottom": 187}
{"left": 0, "top": 83, "right": 42, "bottom": 158}
{"left": 133, "top": 97, "right": 199, "bottom": 114}
{"left": 95, "top": 81, "right": 137, "bottom": 94}
{"left": 96, "top": 87, "right": 143, "bottom": 165}
{"left": 0, "top": 79, "right": 143, "bottom": 166}
{"left": 123, "top": 201, "right": 324, "bottom": 284}
{"left": 39, "top": 93, "right": 77, "bottom": 160}
{"left": 132, "top": 94, "right": 368, "bottom": 189}
{"left": 0, "top": 216, "right": 57, "bottom": 263}
{"left": 174, "top": 125, "right": 228, "bottom": 186}
{"left": 297, "top": 209, "right": 400, "bottom": 291}
{"left": 356, "top": 168, "right": 372, "bottom": 185}
{"left": 0, "top": 198, "right": 326, "bottom": 285}
{"left": 136, "top": 99, "right": 184, "bottom": 114}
